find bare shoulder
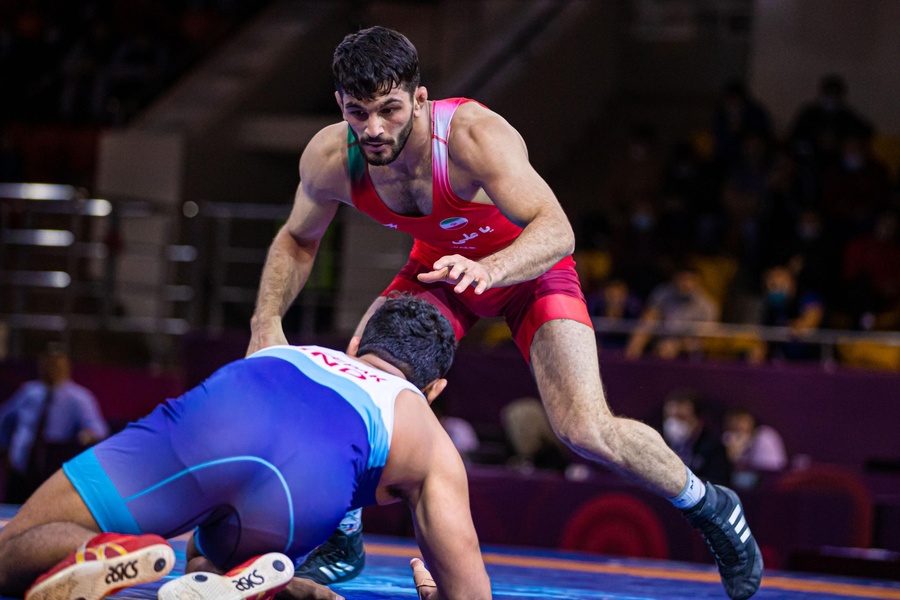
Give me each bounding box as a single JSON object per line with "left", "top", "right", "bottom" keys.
{"left": 299, "top": 122, "right": 352, "bottom": 203}
{"left": 447, "top": 101, "right": 527, "bottom": 177}
{"left": 378, "top": 390, "right": 450, "bottom": 498}
{"left": 449, "top": 101, "right": 526, "bottom": 154}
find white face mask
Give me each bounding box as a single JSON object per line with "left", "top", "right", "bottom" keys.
{"left": 663, "top": 417, "right": 692, "bottom": 445}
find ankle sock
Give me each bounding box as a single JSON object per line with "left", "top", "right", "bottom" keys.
{"left": 338, "top": 508, "right": 362, "bottom": 535}
{"left": 670, "top": 466, "right": 706, "bottom": 510}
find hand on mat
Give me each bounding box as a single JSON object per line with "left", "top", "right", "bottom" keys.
{"left": 418, "top": 254, "right": 493, "bottom": 295}
{"left": 410, "top": 558, "right": 438, "bottom": 599}
{"left": 284, "top": 576, "right": 345, "bottom": 600}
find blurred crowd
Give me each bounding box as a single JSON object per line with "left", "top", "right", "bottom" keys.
{"left": 579, "top": 75, "right": 900, "bottom": 367}
{"left": 1, "top": 3, "right": 898, "bottom": 367}
{"left": 0, "top": 0, "right": 261, "bottom": 125}
{"left": 0, "top": 0, "right": 263, "bottom": 184}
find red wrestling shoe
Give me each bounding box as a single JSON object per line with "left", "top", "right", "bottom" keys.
{"left": 157, "top": 552, "right": 293, "bottom": 600}
{"left": 25, "top": 532, "right": 175, "bottom": 600}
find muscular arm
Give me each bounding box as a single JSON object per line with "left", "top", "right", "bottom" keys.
{"left": 248, "top": 128, "right": 344, "bottom": 355}
{"left": 406, "top": 435, "right": 491, "bottom": 600}
{"left": 385, "top": 392, "right": 491, "bottom": 599}
{"left": 447, "top": 106, "right": 575, "bottom": 287}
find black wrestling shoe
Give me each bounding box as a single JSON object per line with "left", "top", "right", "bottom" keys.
{"left": 683, "top": 483, "right": 763, "bottom": 600}
{"left": 294, "top": 527, "right": 365, "bottom": 584}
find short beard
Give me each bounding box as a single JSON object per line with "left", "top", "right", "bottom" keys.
{"left": 362, "top": 108, "right": 415, "bottom": 166}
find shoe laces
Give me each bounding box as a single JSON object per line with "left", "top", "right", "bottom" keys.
{"left": 308, "top": 534, "right": 353, "bottom": 562}
{"left": 696, "top": 516, "right": 741, "bottom": 569}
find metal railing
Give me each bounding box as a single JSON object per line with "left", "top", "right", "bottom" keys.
{"left": 591, "top": 316, "right": 900, "bottom": 366}
{"left": 3, "top": 183, "right": 898, "bottom": 370}
{"left": 0, "top": 183, "right": 193, "bottom": 359}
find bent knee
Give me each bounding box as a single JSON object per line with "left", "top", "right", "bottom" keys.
{"left": 553, "top": 413, "right": 623, "bottom": 462}
{"left": 0, "top": 551, "right": 27, "bottom": 597}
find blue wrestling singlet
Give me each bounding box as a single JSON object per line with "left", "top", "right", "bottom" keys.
{"left": 62, "top": 346, "right": 422, "bottom": 570}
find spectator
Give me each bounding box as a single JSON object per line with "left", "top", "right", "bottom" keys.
{"left": 770, "top": 208, "right": 843, "bottom": 308}
{"left": 711, "top": 81, "right": 773, "bottom": 170}
{"left": 625, "top": 264, "right": 720, "bottom": 359}
{"left": 839, "top": 210, "right": 900, "bottom": 331}
{"left": 820, "top": 130, "right": 892, "bottom": 242}
{"left": 789, "top": 74, "right": 875, "bottom": 178}
{"left": 585, "top": 277, "right": 643, "bottom": 350}
{"left": 430, "top": 396, "right": 480, "bottom": 463}
{"left": 721, "top": 132, "right": 774, "bottom": 284}
{"left": 596, "top": 124, "right": 665, "bottom": 234}
{"left": 501, "top": 397, "right": 570, "bottom": 474}
{"left": 659, "top": 138, "right": 723, "bottom": 256}
{"left": 753, "top": 265, "right": 824, "bottom": 363}
{"left": 660, "top": 390, "right": 731, "bottom": 485}
{"left": 722, "top": 408, "right": 788, "bottom": 476}
{"left": 0, "top": 343, "right": 109, "bottom": 503}
{"left": 757, "top": 146, "right": 804, "bottom": 268}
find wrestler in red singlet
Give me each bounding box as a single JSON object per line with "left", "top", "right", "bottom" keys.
{"left": 348, "top": 98, "right": 593, "bottom": 359}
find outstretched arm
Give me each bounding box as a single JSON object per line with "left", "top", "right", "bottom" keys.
{"left": 248, "top": 131, "right": 343, "bottom": 356}
{"left": 405, "top": 434, "right": 491, "bottom": 600}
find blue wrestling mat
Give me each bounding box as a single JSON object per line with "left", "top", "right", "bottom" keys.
{"left": 2, "top": 507, "right": 899, "bottom": 599}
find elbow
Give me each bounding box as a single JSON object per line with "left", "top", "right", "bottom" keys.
{"left": 559, "top": 225, "right": 576, "bottom": 257}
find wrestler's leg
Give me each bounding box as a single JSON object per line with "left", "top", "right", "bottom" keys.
{"left": 0, "top": 470, "right": 101, "bottom": 594}
{"left": 529, "top": 318, "right": 686, "bottom": 498}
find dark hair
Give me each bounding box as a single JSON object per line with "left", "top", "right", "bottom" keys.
{"left": 358, "top": 294, "right": 456, "bottom": 390}
{"left": 665, "top": 389, "right": 705, "bottom": 415}
{"left": 333, "top": 26, "right": 420, "bottom": 100}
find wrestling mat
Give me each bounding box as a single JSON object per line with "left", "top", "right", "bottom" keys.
{"left": 1, "top": 507, "right": 898, "bottom": 599}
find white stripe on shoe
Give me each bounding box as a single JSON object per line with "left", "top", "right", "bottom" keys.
{"left": 727, "top": 504, "right": 753, "bottom": 544}
{"left": 735, "top": 515, "right": 747, "bottom": 536}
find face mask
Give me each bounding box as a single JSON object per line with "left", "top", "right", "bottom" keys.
{"left": 819, "top": 96, "right": 839, "bottom": 112}
{"left": 663, "top": 417, "right": 692, "bottom": 445}
{"left": 797, "top": 222, "right": 820, "bottom": 241}
{"left": 767, "top": 290, "right": 789, "bottom": 306}
{"left": 631, "top": 213, "right": 654, "bottom": 231}
{"left": 843, "top": 153, "right": 864, "bottom": 171}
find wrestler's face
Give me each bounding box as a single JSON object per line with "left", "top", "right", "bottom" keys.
{"left": 337, "top": 85, "right": 425, "bottom": 166}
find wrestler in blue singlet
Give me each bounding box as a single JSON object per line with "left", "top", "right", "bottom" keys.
{"left": 62, "top": 345, "right": 421, "bottom": 570}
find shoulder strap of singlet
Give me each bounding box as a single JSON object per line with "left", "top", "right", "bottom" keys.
{"left": 432, "top": 98, "right": 470, "bottom": 198}
{"left": 347, "top": 126, "right": 365, "bottom": 187}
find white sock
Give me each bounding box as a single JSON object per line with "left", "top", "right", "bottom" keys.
{"left": 338, "top": 508, "right": 362, "bottom": 534}
{"left": 669, "top": 467, "right": 706, "bottom": 510}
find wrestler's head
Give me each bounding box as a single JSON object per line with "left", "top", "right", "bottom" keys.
{"left": 333, "top": 26, "right": 425, "bottom": 165}
{"left": 357, "top": 293, "right": 456, "bottom": 392}
{"left": 333, "top": 26, "right": 419, "bottom": 100}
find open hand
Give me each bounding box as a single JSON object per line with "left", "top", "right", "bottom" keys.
{"left": 417, "top": 255, "right": 492, "bottom": 295}
{"left": 410, "top": 558, "right": 438, "bottom": 599}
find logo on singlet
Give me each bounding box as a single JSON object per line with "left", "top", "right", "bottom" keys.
{"left": 439, "top": 217, "right": 468, "bottom": 230}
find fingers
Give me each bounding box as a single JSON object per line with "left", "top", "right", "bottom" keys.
{"left": 416, "top": 265, "right": 451, "bottom": 284}
{"left": 287, "top": 576, "right": 346, "bottom": 599}
{"left": 415, "top": 256, "right": 492, "bottom": 295}
{"left": 410, "top": 558, "right": 437, "bottom": 599}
